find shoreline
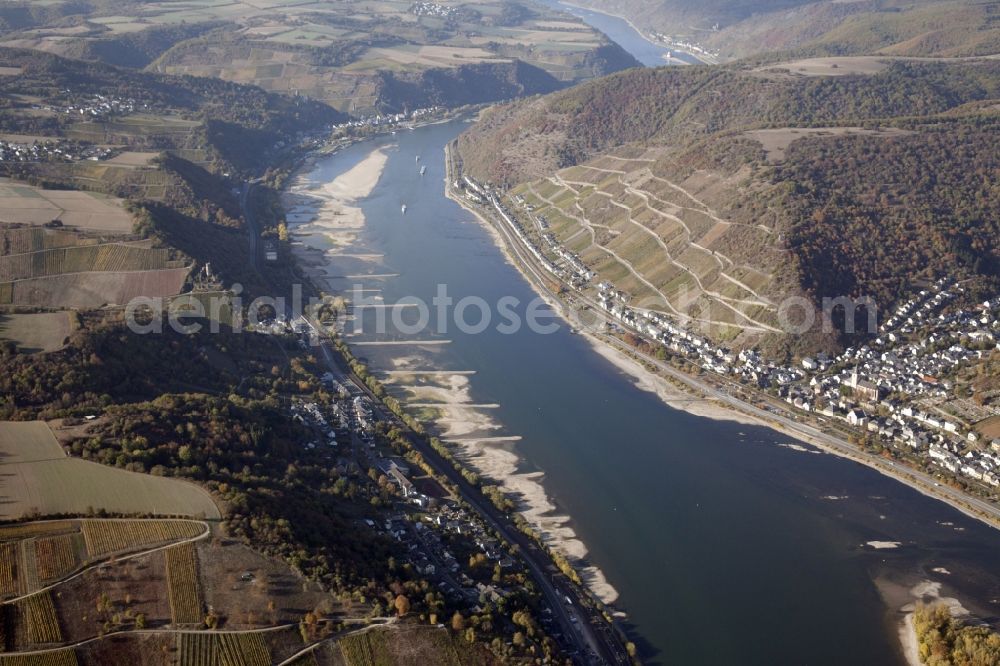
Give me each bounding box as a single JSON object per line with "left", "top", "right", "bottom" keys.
{"left": 284, "top": 136, "right": 622, "bottom": 605}
{"left": 284, "top": 130, "right": 996, "bottom": 659}
{"left": 443, "top": 161, "right": 1000, "bottom": 536}
{"left": 552, "top": 0, "right": 709, "bottom": 65}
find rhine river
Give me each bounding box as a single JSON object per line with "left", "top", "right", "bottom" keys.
{"left": 291, "top": 120, "right": 1000, "bottom": 664}
{"left": 287, "top": 17, "right": 1000, "bottom": 665}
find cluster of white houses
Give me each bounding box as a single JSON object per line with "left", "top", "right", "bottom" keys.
{"left": 409, "top": 1, "right": 457, "bottom": 18}
{"left": 595, "top": 281, "right": 805, "bottom": 385}
{"left": 596, "top": 271, "right": 1000, "bottom": 487}
{"left": 606, "top": 273, "right": 1000, "bottom": 486}
{"left": 333, "top": 106, "right": 443, "bottom": 130}
{"left": 0, "top": 139, "right": 114, "bottom": 163}
{"left": 649, "top": 34, "right": 721, "bottom": 59}
{"left": 43, "top": 94, "right": 142, "bottom": 118}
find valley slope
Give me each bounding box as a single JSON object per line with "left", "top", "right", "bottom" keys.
{"left": 0, "top": 0, "right": 639, "bottom": 114}
{"left": 560, "top": 0, "right": 1000, "bottom": 62}
{"left": 458, "top": 56, "right": 1000, "bottom": 354}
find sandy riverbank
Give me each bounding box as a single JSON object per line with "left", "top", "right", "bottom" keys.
{"left": 283, "top": 147, "right": 390, "bottom": 290}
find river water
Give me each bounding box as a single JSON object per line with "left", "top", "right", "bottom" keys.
{"left": 290, "top": 122, "right": 1000, "bottom": 665}
{"left": 289, "top": 12, "right": 1000, "bottom": 663}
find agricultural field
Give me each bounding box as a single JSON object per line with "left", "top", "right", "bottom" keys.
{"left": 338, "top": 629, "right": 392, "bottom": 666}
{"left": 515, "top": 151, "right": 784, "bottom": 342}
{"left": 0, "top": 519, "right": 206, "bottom": 601}
{"left": 0, "top": 312, "right": 73, "bottom": 353}
{"left": 0, "top": 228, "right": 98, "bottom": 256}
{"left": 0, "top": 219, "right": 190, "bottom": 310}
{"left": 336, "top": 625, "right": 466, "bottom": 666}
{"left": 0, "top": 421, "right": 220, "bottom": 520}
{"left": 0, "top": 522, "right": 77, "bottom": 541}
{"left": 0, "top": 542, "right": 17, "bottom": 597}
{"left": 164, "top": 543, "right": 202, "bottom": 624}
{"left": 64, "top": 114, "right": 200, "bottom": 145}
{"left": 33, "top": 533, "right": 85, "bottom": 582}
{"left": 5, "top": 591, "right": 62, "bottom": 648}
{"left": 0, "top": 182, "right": 132, "bottom": 232}
{"left": 17, "top": 0, "right": 630, "bottom": 113}
{"left": 742, "top": 126, "right": 912, "bottom": 163}
{"left": 102, "top": 152, "right": 158, "bottom": 168}
{"left": 2, "top": 266, "right": 190, "bottom": 308}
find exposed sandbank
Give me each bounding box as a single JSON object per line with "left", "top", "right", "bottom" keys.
{"left": 283, "top": 147, "right": 390, "bottom": 290}
{"left": 381, "top": 361, "right": 621, "bottom": 604}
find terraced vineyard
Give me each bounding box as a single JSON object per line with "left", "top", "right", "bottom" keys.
{"left": 216, "top": 633, "right": 270, "bottom": 666}
{"left": 0, "top": 523, "right": 76, "bottom": 541}
{"left": 0, "top": 244, "right": 175, "bottom": 281}
{"left": 164, "top": 543, "right": 202, "bottom": 625}
{"left": 511, "top": 148, "right": 786, "bottom": 344}
{"left": 0, "top": 228, "right": 96, "bottom": 256}
{"left": 0, "top": 520, "right": 209, "bottom": 606}
{"left": 2, "top": 266, "right": 191, "bottom": 308}
{"left": 16, "top": 542, "right": 38, "bottom": 595}
{"left": 176, "top": 631, "right": 271, "bottom": 666}
{"left": 81, "top": 520, "right": 205, "bottom": 557}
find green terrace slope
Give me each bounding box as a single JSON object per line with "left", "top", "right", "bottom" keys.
{"left": 458, "top": 58, "right": 1000, "bottom": 354}
{"left": 0, "top": 0, "right": 639, "bottom": 115}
